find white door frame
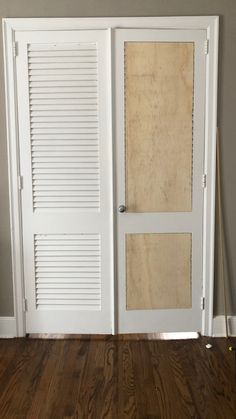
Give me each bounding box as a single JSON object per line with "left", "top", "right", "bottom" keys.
{"left": 3, "top": 16, "right": 219, "bottom": 337}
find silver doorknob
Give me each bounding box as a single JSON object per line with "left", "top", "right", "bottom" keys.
{"left": 118, "top": 205, "right": 126, "bottom": 213}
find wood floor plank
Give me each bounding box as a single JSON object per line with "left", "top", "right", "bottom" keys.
{"left": 197, "top": 340, "right": 236, "bottom": 418}
{"left": 118, "top": 341, "right": 137, "bottom": 418}
{"left": 165, "top": 341, "right": 200, "bottom": 418}
{"left": 27, "top": 340, "right": 89, "bottom": 419}
{"left": 148, "top": 340, "right": 196, "bottom": 419}
{"left": 215, "top": 337, "right": 236, "bottom": 372}
{"left": 97, "top": 340, "right": 118, "bottom": 419}
{"left": 0, "top": 339, "right": 50, "bottom": 418}
{"left": 26, "top": 340, "right": 61, "bottom": 419}
{"left": 33, "top": 340, "right": 67, "bottom": 419}
{"left": 74, "top": 340, "right": 107, "bottom": 419}
{"left": 0, "top": 336, "right": 236, "bottom": 419}
{"left": 0, "top": 339, "right": 24, "bottom": 383}
{"left": 175, "top": 338, "right": 236, "bottom": 419}
{"left": 131, "top": 340, "right": 159, "bottom": 418}
{"left": 170, "top": 339, "right": 208, "bottom": 417}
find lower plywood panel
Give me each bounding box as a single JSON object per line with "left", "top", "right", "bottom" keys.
{"left": 126, "top": 233, "right": 192, "bottom": 310}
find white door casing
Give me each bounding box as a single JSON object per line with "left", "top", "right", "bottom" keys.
{"left": 2, "top": 17, "right": 219, "bottom": 337}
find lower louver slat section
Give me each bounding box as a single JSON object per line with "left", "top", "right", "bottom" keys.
{"left": 34, "top": 234, "right": 101, "bottom": 310}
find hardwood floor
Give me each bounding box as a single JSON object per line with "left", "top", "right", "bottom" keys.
{"left": 0, "top": 335, "right": 236, "bottom": 418}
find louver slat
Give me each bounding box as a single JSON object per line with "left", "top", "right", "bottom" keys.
{"left": 34, "top": 234, "right": 101, "bottom": 310}
{"left": 28, "top": 43, "right": 100, "bottom": 210}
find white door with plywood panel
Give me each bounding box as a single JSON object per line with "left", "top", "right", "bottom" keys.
{"left": 115, "top": 29, "right": 207, "bottom": 333}
{"left": 15, "top": 29, "right": 113, "bottom": 333}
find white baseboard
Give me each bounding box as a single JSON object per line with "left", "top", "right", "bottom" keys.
{"left": 0, "top": 317, "right": 17, "bottom": 338}
{"left": 213, "top": 315, "right": 236, "bottom": 337}
{"left": 1, "top": 315, "right": 235, "bottom": 338}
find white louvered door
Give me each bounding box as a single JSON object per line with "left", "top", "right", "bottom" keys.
{"left": 15, "top": 30, "right": 113, "bottom": 333}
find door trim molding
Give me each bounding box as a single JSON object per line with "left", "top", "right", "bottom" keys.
{"left": 201, "top": 17, "right": 219, "bottom": 336}
{"left": 3, "top": 20, "right": 26, "bottom": 337}
{"left": 3, "top": 16, "right": 218, "bottom": 31}
{"left": 3, "top": 16, "right": 219, "bottom": 337}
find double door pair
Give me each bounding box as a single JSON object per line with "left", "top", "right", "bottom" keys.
{"left": 15, "top": 27, "right": 206, "bottom": 334}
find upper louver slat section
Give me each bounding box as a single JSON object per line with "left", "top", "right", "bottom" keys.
{"left": 28, "top": 43, "right": 100, "bottom": 210}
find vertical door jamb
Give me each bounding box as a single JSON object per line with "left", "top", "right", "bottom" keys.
{"left": 201, "top": 17, "right": 219, "bottom": 336}
{"left": 3, "top": 20, "right": 26, "bottom": 337}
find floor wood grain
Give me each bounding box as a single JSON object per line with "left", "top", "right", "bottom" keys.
{"left": 0, "top": 336, "right": 236, "bottom": 418}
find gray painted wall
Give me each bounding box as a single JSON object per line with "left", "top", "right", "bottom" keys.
{"left": 0, "top": 0, "right": 235, "bottom": 317}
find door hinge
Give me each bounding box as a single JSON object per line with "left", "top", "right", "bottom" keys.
{"left": 202, "top": 174, "right": 207, "bottom": 188}
{"left": 204, "top": 39, "right": 209, "bottom": 55}
{"left": 18, "top": 175, "right": 23, "bottom": 191}
{"left": 23, "top": 298, "right": 28, "bottom": 312}
{"left": 13, "top": 42, "right": 18, "bottom": 57}
{"left": 200, "top": 296, "right": 205, "bottom": 310}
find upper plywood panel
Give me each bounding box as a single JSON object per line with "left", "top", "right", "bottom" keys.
{"left": 125, "top": 42, "right": 194, "bottom": 212}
